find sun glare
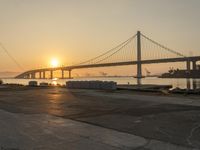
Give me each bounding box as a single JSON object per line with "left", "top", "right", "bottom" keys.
{"left": 51, "top": 58, "right": 59, "bottom": 67}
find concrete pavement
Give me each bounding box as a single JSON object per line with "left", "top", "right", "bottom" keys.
{"left": 0, "top": 87, "right": 200, "bottom": 149}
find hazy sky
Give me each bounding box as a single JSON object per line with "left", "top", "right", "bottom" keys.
{"left": 0, "top": 0, "right": 200, "bottom": 75}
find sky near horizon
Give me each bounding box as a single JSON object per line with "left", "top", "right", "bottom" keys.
{"left": 0, "top": 0, "right": 200, "bottom": 75}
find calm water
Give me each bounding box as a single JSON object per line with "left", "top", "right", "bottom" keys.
{"left": 1, "top": 77, "right": 200, "bottom": 89}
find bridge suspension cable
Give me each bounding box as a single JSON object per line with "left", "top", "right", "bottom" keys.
{"left": 141, "top": 33, "right": 186, "bottom": 57}
{"left": 76, "top": 34, "right": 137, "bottom": 65}
{"left": 0, "top": 42, "right": 24, "bottom": 71}
{"left": 74, "top": 31, "right": 186, "bottom": 67}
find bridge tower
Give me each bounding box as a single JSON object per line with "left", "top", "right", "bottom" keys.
{"left": 137, "top": 31, "right": 142, "bottom": 79}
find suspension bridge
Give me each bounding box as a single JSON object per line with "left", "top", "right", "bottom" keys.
{"left": 15, "top": 31, "right": 200, "bottom": 79}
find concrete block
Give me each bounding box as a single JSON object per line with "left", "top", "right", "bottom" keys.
{"left": 66, "top": 81, "right": 117, "bottom": 90}
{"left": 28, "top": 81, "right": 38, "bottom": 86}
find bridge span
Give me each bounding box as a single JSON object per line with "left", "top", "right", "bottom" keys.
{"left": 15, "top": 56, "right": 200, "bottom": 79}
{"left": 16, "top": 31, "right": 200, "bottom": 79}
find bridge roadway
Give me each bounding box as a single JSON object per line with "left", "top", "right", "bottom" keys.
{"left": 16, "top": 56, "right": 200, "bottom": 79}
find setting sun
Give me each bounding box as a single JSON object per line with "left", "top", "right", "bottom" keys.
{"left": 51, "top": 58, "right": 59, "bottom": 68}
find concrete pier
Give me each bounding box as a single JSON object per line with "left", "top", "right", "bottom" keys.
{"left": 69, "top": 70, "right": 72, "bottom": 79}
{"left": 39, "top": 72, "right": 42, "bottom": 79}
{"left": 61, "top": 70, "right": 64, "bottom": 79}
{"left": 186, "top": 60, "right": 191, "bottom": 72}
{"left": 192, "top": 60, "right": 197, "bottom": 70}
{"left": 43, "top": 71, "right": 46, "bottom": 79}
{"left": 50, "top": 70, "right": 53, "bottom": 79}
{"left": 0, "top": 87, "right": 200, "bottom": 149}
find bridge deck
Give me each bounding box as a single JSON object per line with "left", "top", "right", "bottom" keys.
{"left": 16, "top": 56, "right": 200, "bottom": 78}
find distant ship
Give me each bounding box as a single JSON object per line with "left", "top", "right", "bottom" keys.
{"left": 159, "top": 65, "right": 200, "bottom": 78}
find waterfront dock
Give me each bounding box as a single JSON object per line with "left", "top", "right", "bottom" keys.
{"left": 0, "top": 86, "right": 200, "bottom": 149}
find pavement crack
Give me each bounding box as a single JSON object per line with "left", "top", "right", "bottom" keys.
{"left": 186, "top": 123, "right": 200, "bottom": 146}
{"left": 133, "top": 139, "right": 150, "bottom": 150}
{"left": 156, "top": 127, "right": 171, "bottom": 139}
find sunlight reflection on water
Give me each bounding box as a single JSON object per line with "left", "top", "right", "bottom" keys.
{"left": 52, "top": 78, "right": 58, "bottom": 86}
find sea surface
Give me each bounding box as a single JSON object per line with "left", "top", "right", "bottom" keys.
{"left": 1, "top": 77, "right": 200, "bottom": 90}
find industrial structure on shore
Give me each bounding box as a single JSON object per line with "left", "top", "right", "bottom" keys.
{"left": 160, "top": 65, "right": 200, "bottom": 78}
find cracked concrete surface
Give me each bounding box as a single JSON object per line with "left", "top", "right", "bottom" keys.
{"left": 0, "top": 87, "right": 200, "bottom": 149}
{"left": 0, "top": 109, "right": 197, "bottom": 150}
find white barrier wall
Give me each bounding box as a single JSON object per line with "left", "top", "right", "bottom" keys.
{"left": 66, "top": 81, "right": 117, "bottom": 90}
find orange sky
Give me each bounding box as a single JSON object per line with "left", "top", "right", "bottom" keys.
{"left": 0, "top": 0, "right": 200, "bottom": 76}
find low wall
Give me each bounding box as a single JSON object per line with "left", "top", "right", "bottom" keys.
{"left": 66, "top": 81, "right": 117, "bottom": 90}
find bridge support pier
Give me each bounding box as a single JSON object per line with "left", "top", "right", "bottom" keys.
{"left": 39, "top": 72, "right": 42, "bottom": 79}
{"left": 192, "top": 61, "right": 197, "bottom": 70}
{"left": 61, "top": 70, "right": 64, "bottom": 79}
{"left": 137, "top": 31, "right": 142, "bottom": 81}
{"left": 43, "top": 71, "right": 46, "bottom": 79}
{"left": 69, "top": 70, "right": 72, "bottom": 79}
{"left": 50, "top": 70, "right": 53, "bottom": 79}
{"left": 186, "top": 61, "right": 191, "bottom": 72}
{"left": 187, "top": 79, "right": 191, "bottom": 90}
{"left": 31, "top": 73, "right": 36, "bottom": 79}
{"left": 193, "top": 79, "right": 197, "bottom": 90}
